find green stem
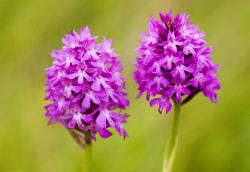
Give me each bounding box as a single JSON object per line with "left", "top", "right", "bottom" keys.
{"left": 163, "top": 102, "right": 181, "bottom": 172}
{"left": 83, "top": 131, "right": 92, "bottom": 172}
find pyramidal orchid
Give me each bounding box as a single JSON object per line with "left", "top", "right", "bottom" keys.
{"left": 133, "top": 10, "right": 220, "bottom": 172}
{"left": 44, "top": 27, "right": 129, "bottom": 171}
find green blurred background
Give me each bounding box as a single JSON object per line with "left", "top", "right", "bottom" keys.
{"left": 1, "top": 0, "right": 250, "bottom": 171}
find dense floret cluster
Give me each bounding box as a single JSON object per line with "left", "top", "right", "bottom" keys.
{"left": 133, "top": 10, "right": 220, "bottom": 114}
{"left": 44, "top": 27, "right": 129, "bottom": 141}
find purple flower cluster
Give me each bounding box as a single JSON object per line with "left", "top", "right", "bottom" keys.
{"left": 133, "top": 10, "right": 220, "bottom": 114}
{"left": 44, "top": 27, "right": 129, "bottom": 140}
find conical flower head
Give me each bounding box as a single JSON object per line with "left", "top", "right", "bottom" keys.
{"left": 44, "top": 27, "right": 129, "bottom": 141}
{"left": 133, "top": 10, "right": 220, "bottom": 114}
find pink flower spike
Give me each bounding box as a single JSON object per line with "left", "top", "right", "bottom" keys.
{"left": 133, "top": 10, "right": 220, "bottom": 112}
{"left": 44, "top": 26, "right": 130, "bottom": 146}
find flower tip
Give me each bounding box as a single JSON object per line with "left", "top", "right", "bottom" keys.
{"left": 168, "top": 8, "right": 172, "bottom": 14}
{"left": 159, "top": 12, "right": 164, "bottom": 17}
{"left": 123, "top": 133, "right": 129, "bottom": 140}
{"left": 149, "top": 15, "right": 156, "bottom": 20}
{"left": 134, "top": 47, "right": 140, "bottom": 51}
{"left": 212, "top": 97, "right": 220, "bottom": 103}
{"left": 159, "top": 12, "right": 168, "bottom": 23}
{"left": 136, "top": 94, "right": 142, "bottom": 99}
{"left": 47, "top": 117, "right": 58, "bottom": 125}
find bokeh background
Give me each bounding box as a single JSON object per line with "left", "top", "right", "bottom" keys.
{"left": 1, "top": 0, "right": 250, "bottom": 171}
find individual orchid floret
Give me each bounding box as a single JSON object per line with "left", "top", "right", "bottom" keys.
{"left": 44, "top": 26, "right": 130, "bottom": 145}
{"left": 133, "top": 10, "right": 220, "bottom": 114}
{"left": 114, "top": 114, "right": 129, "bottom": 139}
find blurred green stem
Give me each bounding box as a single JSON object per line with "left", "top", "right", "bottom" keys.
{"left": 83, "top": 131, "right": 92, "bottom": 172}
{"left": 163, "top": 102, "right": 181, "bottom": 172}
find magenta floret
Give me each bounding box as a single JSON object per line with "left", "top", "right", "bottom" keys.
{"left": 133, "top": 10, "right": 220, "bottom": 114}
{"left": 44, "top": 27, "right": 129, "bottom": 141}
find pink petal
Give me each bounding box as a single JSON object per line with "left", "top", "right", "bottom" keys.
{"left": 98, "top": 129, "right": 112, "bottom": 138}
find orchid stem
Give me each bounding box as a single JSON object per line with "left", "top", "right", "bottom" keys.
{"left": 83, "top": 131, "right": 92, "bottom": 172}
{"left": 163, "top": 102, "right": 181, "bottom": 172}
